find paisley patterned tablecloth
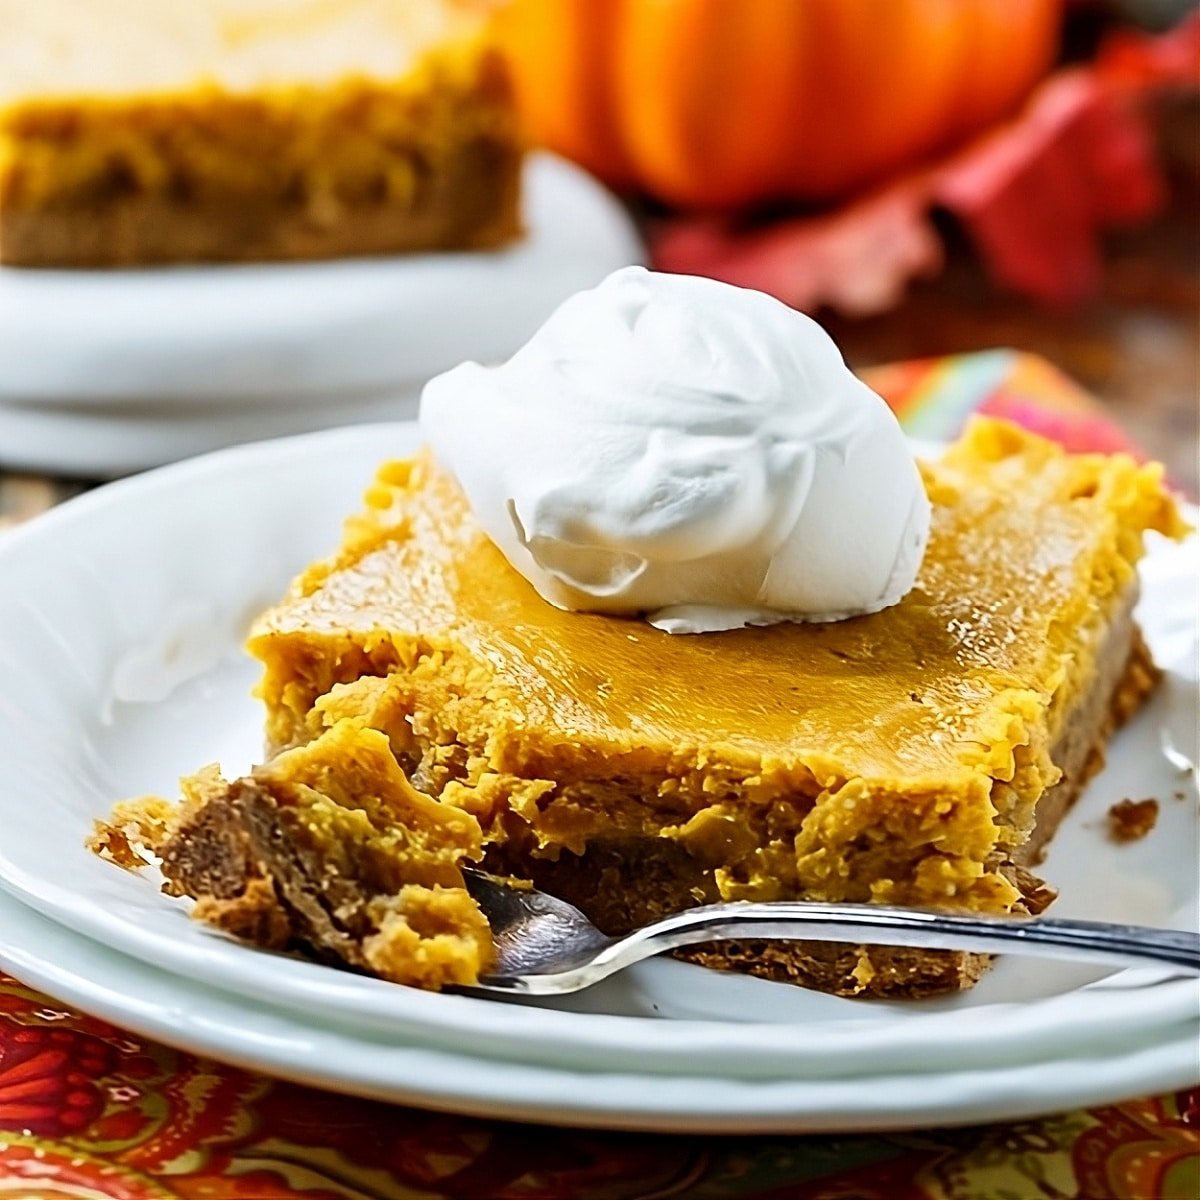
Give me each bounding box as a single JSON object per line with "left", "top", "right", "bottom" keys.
{"left": 1, "top": 351, "right": 1197, "bottom": 1200}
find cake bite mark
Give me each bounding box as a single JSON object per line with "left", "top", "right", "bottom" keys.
{"left": 91, "top": 723, "right": 495, "bottom": 991}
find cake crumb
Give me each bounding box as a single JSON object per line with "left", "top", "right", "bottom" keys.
{"left": 1106, "top": 798, "right": 1159, "bottom": 843}
{"left": 850, "top": 949, "right": 876, "bottom": 992}
{"left": 88, "top": 796, "right": 177, "bottom": 868}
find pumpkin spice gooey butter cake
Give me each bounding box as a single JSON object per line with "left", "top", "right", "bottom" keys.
{"left": 93, "top": 268, "right": 1182, "bottom": 997}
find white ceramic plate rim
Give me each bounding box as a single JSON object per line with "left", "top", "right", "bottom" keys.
{"left": 2, "top": 887, "right": 1196, "bottom": 1133}
{"left": 0, "top": 423, "right": 1196, "bottom": 1084}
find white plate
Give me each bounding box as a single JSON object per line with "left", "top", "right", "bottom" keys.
{"left": 2, "top": 886, "right": 1197, "bottom": 1134}
{"left": 0, "top": 380, "right": 415, "bottom": 479}
{"left": 0, "top": 424, "right": 1196, "bottom": 1130}
{"left": 0, "top": 154, "right": 642, "bottom": 475}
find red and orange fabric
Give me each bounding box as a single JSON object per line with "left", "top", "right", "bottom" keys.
{"left": 1, "top": 969, "right": 1197, "bottom": 1200}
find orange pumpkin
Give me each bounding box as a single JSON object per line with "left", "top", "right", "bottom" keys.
{"left": 494, "top": 0, "right": 1063, "bottom": 209}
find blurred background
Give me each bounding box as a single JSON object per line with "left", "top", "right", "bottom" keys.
{"left": 0, "top": 0, "right": 1196, "bottom": 506}
{"left": 496, "top": 0, "right": 1199, "bottom": 489}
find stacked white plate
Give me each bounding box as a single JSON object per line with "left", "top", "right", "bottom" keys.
{"left": 0, "top": 424, "right": 1196, "bottom": 1132}
{"left": 0, "top": 154, "right": 643, "bottom": 477}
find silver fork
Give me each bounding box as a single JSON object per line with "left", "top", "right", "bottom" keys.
{"left": 461, "top": 870, "right": 1200, "bottom": 995}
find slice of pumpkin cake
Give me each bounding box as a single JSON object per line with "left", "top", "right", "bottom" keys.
{"left": 1, "top": 0, "right": 522, "bottom": 267}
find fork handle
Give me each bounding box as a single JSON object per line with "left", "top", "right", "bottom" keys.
{"left": 610, "top": 902, "right": 1200, "bottom": 976}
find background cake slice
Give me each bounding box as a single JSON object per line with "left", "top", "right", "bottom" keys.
{"left": 0, "top": 0, "right": 522, "bottom": 267}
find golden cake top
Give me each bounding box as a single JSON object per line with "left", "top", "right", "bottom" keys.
{"left": 252, "top": 419, "right": 1182, "bottom": 788}
{"left": 0, "top": 0, "right": 490, "bottom": 104}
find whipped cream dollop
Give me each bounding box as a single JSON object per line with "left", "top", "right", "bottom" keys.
{"left": 420, "top": 266, "right": 930, "bottom": 634}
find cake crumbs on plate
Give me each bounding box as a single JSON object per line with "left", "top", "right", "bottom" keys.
{"left": 1106, "top": 797, "right": 1160, "bottom": 843}
{"left": 88, "top": 795, "right": 177, "bottom": 868}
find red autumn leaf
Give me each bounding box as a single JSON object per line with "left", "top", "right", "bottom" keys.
{"left": 650, "top": 17, "right": 1195, "bottom": 314}
{"left": 934, "top": 68, "right": 1163, "bottom": 305}
{"left": 652, "top": 182, "right": 941, "bottom": 318}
